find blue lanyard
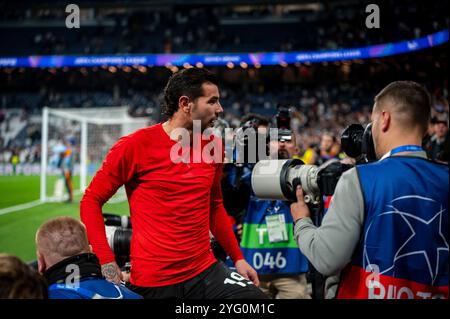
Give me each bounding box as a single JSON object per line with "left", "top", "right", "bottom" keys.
{"left": 389, "top": 145, "right": 423, "bottom": 156}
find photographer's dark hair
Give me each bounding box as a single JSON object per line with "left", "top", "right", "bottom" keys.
{"left": 375, "top": 81, "right": 431, "bottom": 134}
{"left": 161, "top": 68, "right": 219, "bottom": 119}
{"left": 240, "top": 113, "right": 270, "bottom": 127}
{"left": 0, "top": 254, "right": 48, "bottom": 299}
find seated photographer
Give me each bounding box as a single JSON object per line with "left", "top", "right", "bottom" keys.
{"left": 291, "top": 81, "right": 448, "bottom": 299}
{"left": 35, "top": 216, "right": 142, "bottom": 299}
{"left": 240, "top": 130, "right": 311, "bottom": 299}
{"left": 0, "top": 254, "right": 48, "bottom": 299}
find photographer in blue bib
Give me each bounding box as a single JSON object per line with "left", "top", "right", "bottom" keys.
{"left": 290, "top": 81, "right": 449, "bottom": 299}
{"left": 239, "top": 109, "right": 311, "bottom": 299}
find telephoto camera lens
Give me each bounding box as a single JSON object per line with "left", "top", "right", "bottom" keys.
{"left": 251, "top": 159, "right": 322, "bottom": 204}
{"left": 251, "top": 158, "right": 354, "bottom": 205}
{"left": 103, "top": 213, "right": 131, "bottom": 229}
{"left": 105, "top": 226, "right": 132, "bottom": 258}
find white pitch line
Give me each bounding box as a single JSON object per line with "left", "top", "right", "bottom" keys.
{"left": 0, "top": 190, "right": 84, "bottom": 216}
{"left": 0, "top": 199, "right": 44, "bottom": 216}
{"left": 0, "top": 190, "right": 126, "bottom": 216}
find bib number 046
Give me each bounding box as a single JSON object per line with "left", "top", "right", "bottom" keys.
{"left": 253, "top": 252, "right": 286, "bottom": 270}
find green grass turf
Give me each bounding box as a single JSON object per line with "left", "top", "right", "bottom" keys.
{"left": 0, "top": 175, "right": 130, "bottom": 262}
{"left": 0, "top": 175, "right": 82, "bottom": 209}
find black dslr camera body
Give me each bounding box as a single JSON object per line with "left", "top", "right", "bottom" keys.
{"left": 251, "top": 122, "right": 376, "bottom": 206}
{"left": 341, "top": 123, "right": 377, "bottom": 163}
{"left": 104, "top": 213, "right": 132, "bottom": 269}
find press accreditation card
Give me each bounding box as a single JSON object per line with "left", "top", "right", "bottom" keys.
{"left": 265, "top": 214, "right": 288, "bottom": 243}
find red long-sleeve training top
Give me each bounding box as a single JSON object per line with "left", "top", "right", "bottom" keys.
{"left": 80, "top": 123, "right": 244, "bottom": 287}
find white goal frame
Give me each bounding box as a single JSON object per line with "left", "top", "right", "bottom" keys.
{"left": 40, "top": 106, "right": 148, "bottom": 202}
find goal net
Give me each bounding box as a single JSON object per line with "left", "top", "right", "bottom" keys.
{"left": 40, "top": 106, "right": 149, "bottom": 202}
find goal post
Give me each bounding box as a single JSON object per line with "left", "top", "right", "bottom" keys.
{"left": 40, "top": 106, "right": 149, "bottom": 202}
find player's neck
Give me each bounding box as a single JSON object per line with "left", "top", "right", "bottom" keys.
{"left": 163, "top": 118, "right": 194, "bottom": 142}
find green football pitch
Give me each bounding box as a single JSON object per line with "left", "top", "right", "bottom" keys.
{"left": 0, "top": 175, "right": 130, "bottom": 263}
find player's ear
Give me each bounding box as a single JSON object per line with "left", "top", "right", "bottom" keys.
{"left": 179, "top": 96, "right": 191, "bottom": 114}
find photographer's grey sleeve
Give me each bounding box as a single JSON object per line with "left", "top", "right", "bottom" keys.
{"left": 293, "top": 168, "right": 365, "bottom": 276}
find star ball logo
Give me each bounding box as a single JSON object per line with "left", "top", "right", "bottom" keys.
{"left": 364, "top": 195, "right": 448, "bottom": 299}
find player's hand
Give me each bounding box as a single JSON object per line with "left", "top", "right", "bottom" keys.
{"left": 235, "top": 259, "right": 260, "bottom": 287}
{"left": 101, "top": 261, "right": 123, "bottom": 284}
{"left": 290, "top": 186, "right": 311, "bottom": 221}
{"left": 121, "top": 271, "right": 131, "bottom": 283}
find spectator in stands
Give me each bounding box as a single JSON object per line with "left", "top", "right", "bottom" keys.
{"left": 0, "top": 109, "right": 5, "bottom": 124}
{"left": 315, "top": 132, "right": 339, "bottom": 165}
{"left": 10, "top": 149, "right": 19, "bottom": 175}
{"left": 35, "top": 216, "right": 142, "bottom": 299}
{"left": 0, "top": 254, "right": 48, "bottom": 299}
{"left": 424, "top": 116, "right": 448, "bottom": 162}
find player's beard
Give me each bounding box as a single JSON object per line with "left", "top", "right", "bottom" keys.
{"left": 208, "top": 117, "right": 217, "bottom": 128}
{"left": 192, "top": 105, "right": 217, "bottom": 132}
{"left": 201, "top": 116, "right": 217, "bottom": 132}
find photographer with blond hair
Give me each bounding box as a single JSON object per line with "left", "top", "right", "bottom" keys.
{"left": 36, "top": 216, "right": 141, "bottom": 299}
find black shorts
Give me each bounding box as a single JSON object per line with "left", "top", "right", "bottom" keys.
{"left": 128, "top": 262, "right": 268, "bottom": 299}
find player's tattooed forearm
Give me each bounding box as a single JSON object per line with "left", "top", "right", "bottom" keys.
{"left": 101, "top": 263, "right": 120, "bottom": 281}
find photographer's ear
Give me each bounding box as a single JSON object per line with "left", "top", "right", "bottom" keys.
{"left": 179, "top": 96, "right": 192, "bottom": 114}
{"left": 37, "top": 250, "right": 46, "bottom": 274}
{"left": 380, "top": 110, "right": 391, "bottom": 133}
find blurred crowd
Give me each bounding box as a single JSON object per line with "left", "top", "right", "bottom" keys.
{"left": 0, "top": 47, "right": 448, "bottom": 168}
{"left": 0, "top": 1, "right": 448, "bottom": 55}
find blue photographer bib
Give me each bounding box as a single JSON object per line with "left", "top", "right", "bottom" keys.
{"left": 240, "top": 197, "right": 309, "bottom": 275}
{"left": 338, "top": 154, "right": 448, "bottom": 299}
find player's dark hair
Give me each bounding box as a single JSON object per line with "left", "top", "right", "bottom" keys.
{"left": 161, "top": 68, "right": 219, "bottom": 119}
